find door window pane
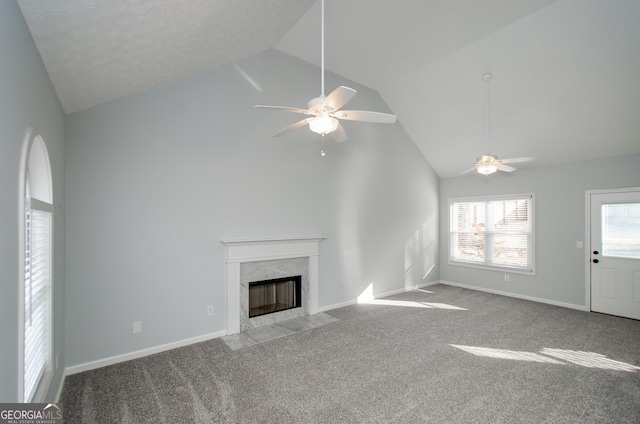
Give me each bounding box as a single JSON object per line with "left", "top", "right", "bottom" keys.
{"left": 602, "top": 203, "right": 640, "bottom": 259}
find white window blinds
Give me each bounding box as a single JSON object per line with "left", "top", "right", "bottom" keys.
{"left": 449, "top": 194, "right": 535, "bottom": 274}
{"left": 23, "top": 202, "right": 52, "bottom": 402}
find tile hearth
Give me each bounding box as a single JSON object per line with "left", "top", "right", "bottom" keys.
{"left": 221, "top": 312, "right": 338, "bottom": 351}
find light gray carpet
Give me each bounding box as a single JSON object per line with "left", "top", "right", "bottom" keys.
{"left": 61, "top": 284, "right": 640, "bottom": 423}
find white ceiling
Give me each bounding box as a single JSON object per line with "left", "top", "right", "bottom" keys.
{"left": 17, "top": 0, "right": 640, "bottom": 178}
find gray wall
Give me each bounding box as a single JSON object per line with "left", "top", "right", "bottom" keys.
{"left": 65, "top": 49, "right": 439, "bottom": 367}
{"left": 440, "top": 153, "right": 640, "bottom": 307}
{"left": 0, "top": 1, "right": 66, "bottom": 401}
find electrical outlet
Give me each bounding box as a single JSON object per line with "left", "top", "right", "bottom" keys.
{"left": 132, "top": 321, "right": 142, "bottom": 334}
{"left": 504, "top": 274, "right": 510, "bottom": 282}
{"left": 207, "top": 305, "right": 214, "bottom": 316}
{"left": 576, "top": 241, "right": 583, "bottom": 248}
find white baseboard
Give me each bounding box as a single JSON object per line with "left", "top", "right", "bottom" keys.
{"left": 371, "top": 281, "right": 441, "bottom": 299}
{"left": 54, "top": 370, "right": 66, "bottom": 402}
{"left": 318, "top": 281, "right": 441, "bottom": 312}
{"left": 318, "top": 299, "right": 357, "bottom": 312}
{"left": 438, "top": 280, "right": 587, "bottom": 311}
{"left": 65, "top": 330, "right": 227, "bottom": 376}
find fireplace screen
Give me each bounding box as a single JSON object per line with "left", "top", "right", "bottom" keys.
{"left": 248, "top": 276, "right": 302, "bottom": 318}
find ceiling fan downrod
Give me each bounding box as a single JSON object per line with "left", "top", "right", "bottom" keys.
{"left": 459, "top": 72, "right": 535, "bottom": 176}
{"left": 320, "top": 0, "right": 325, "bottom": 97}
{"left": 483, "top": 72, "right": 492, "bottom": 155}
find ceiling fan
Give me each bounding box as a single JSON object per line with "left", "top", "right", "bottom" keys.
{"left": 254, "top": 0, "right": 397, "bottom": 144}
{"left": 461, "top": 73, "right": 535, "bottom": 175}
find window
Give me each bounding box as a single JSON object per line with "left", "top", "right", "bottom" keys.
{"left": 449, "top": 194, "right": 535, "bottom": 274}
{"left": 19, "top": 132, "right": 53, "bottom": 402}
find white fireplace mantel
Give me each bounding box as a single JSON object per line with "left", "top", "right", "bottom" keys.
{"left": 222, "top": 237, "right": 324, "bottom": 335}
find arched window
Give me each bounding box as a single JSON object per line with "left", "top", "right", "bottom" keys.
{"left": 19, "top": 130, "right": 53, "bottom": 402}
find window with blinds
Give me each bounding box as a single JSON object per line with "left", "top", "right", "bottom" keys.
{"left": 449, "top": 194, "right": 535, "bottom": 274}
{"left": 23, "top": 204, "right": 52, "bottom": 402}
{"left": 20, "top": 133, "right": 53, "bottom": 403}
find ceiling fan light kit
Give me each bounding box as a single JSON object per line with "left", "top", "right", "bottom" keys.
{"left": 460, "top": 73, "right": 535, "bottom": 176}
{"left": 308, "top": 115, "right": 339, "bottom": 135}
{"left": 477, "top": 155, "right": 498, "bottom": 175}
{"left": 254, "top": 0, "right": 397, "bottom": 151}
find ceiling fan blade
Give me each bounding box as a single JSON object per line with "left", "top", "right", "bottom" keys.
{"left": 273, "top": 118, "right": 313, "bottom": 137}
{"left": 324, "top": 86, "right": 357, "bottom": 111}
{"left": 334, "top": 110, "right": 397, "bottom": 123}
{"left": 460, "top": 166, "right": 478, "bottom": 175}
{"left": 498, "top": 164, "right": 516, "bottom": 172}
{"left": 330, "top": 122, "right": 348, "bottom": 143}
{"left": 499, "top": 156, "right": 536, "bottom": 164}
{"left": 254, "top": 105, "right": 310, "bottom": 115}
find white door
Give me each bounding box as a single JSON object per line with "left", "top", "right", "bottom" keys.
{"left": 590, "top": 189, "right": 640, "bottom": 320}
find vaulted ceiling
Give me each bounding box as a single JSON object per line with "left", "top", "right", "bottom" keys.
{"left": 17, "top": 0, "right": 640, "bottom": 178}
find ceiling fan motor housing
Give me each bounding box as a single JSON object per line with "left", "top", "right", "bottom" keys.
{"left": 478, "top": 154, "right": 497, "bottom": 162}
{"left": 307, "top": 96, "right": 327, "bottom": 110}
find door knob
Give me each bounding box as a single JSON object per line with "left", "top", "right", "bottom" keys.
{"left": 592, "top": 259, "right": 599, "bottom": 263}
{"left": 593, "top": 250, "right": 599, "bottom": 255}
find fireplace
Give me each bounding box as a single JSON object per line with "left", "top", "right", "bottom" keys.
{"left": 222, "top": 237, "right": 324, "bottom": 335}
{"left": 249, "top": 276, "right": 302, "bottom": 318}
{"left": 239, "top": 257, "right": 308, "bottom": 331}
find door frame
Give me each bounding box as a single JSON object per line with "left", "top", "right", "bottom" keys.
{"left": 585, "top": 186, "right": 640, "bottom": 311}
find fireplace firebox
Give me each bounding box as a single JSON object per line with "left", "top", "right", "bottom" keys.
{"left": 248, "top": 276, "right": 302, "bottom": 318}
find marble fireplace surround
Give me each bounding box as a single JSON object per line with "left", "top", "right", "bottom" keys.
{"left": 222, "top": 237, "right": 324, "bottom": 335}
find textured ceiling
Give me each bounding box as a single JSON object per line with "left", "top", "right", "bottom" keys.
{"left": 17, "top": 0, "right": 316, "bottom": 113}
{"left": 17, "top": 0, "right": 640, "bottom": 178}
